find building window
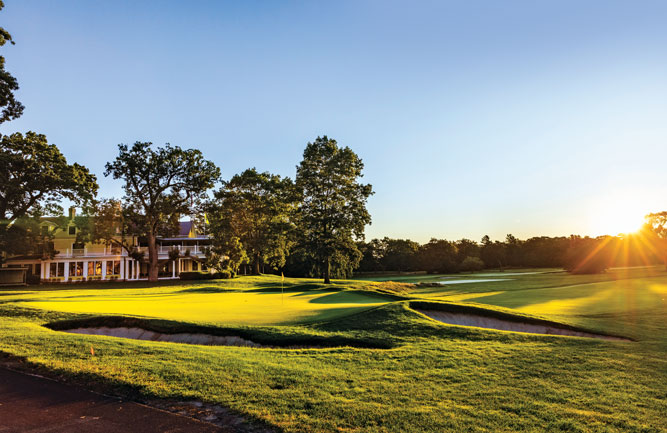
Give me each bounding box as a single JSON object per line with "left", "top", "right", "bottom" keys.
{"left": 107, "top": 260, "right": 121, "bottom": 276}
{"left": 192, "top": 261, "right": 199, "bottom": 271}
{"left": 68, "top": 226, "right": 76, "bottom": 235}
{"left": 70, "top": 262, "right": 83, "bottom": 277}
{"left": 50, "top": 262, "right": 65, "bottom": 277}
{"left": 88, "top": 261, "right": 103, "bottom": 276}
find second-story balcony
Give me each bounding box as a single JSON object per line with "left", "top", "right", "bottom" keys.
{"left": 54, "top": 244, "right": 209, "bottom": 259}
{"left": 136, "top": 245, "right": 209, "bottom": 256}
{"left": 57, "top": 246, "right": 126, "bottom": 258}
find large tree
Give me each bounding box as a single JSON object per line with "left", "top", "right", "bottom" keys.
{"left": 644, "top": 211, "right": 667, "bottom": 268}
{"left": 74, "top": 198, "right": 146, "bottom": 263}
{"left": 295, "top": 136, "right": 373, "bottom": 283}
{"left": 0, "top": 1, "right": 23, "bottom": 124}
{"left": 208, "top": 168, "right": 298, "bottom": 275}
{"left": 0, "top": 132, "right": 98, "bottom": 259}
{"left": 105, "top": 142, "right": 220, "bottom": 281}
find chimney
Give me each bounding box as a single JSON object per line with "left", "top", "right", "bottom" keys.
{"left": 68, "top": 207, "right": 76, "bottom": 219}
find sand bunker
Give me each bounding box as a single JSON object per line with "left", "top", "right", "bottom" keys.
{"left": 416, "top": 310, "right": 630, "bottom": 341}
{"left": 64, "top": 327, "right": 266, "bottom": 347}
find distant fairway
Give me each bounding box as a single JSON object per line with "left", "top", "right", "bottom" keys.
{"left": 0, "top": 269, "right": 664, "bottom": 433}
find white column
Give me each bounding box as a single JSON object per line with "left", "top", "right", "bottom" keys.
{"left": 64, "top": 261, "right": 69, "bottom": 282}
{"left": 172, "top": 261, "right": 176, "bottom": 278}
{"left": 101, "top": 260, "right": 106, "bottom": 280}
{"left": 83, "top": 261, "right": 88, "bottom": 280}
{"left": 120, "top": 259, "right": 125, "bottom": 281}
{"left": 43, "top": 261, "right": 49, "bottom": 280}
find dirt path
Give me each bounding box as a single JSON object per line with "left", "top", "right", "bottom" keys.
{"left": 0, "top": 367, "right": 224, "bottom": 433}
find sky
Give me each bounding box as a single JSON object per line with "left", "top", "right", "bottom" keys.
{"left": 1, "top": 0, "right": 667, "bottom": 243}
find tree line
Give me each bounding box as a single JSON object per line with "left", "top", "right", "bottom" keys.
{"left": 356, "top": 231, "right": 667, "bottom": 275}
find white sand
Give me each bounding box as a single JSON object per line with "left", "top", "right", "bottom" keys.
{"left": 416, "top": 310, "right": 630, "bottom": 341}
{"left": 64, "top": 327, "right": 265, "bottom": 347}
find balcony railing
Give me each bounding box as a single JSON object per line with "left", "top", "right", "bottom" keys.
{"left": 157, "top": 245, "right": 208, "bottom": 255}
{"left": 55, "top": 244, "right": 209, "bottom": 258}
{"left": 56, "top": 247, "right": 126, "bottom": 258}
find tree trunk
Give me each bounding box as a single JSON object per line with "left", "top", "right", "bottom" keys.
{"left": 253, "top": 252, "right": 261, "bottom": 275}
{"left": 147, "top": 232, "right": 158, "bottom": 282}
{"left": 323, "top": 257, "right": 331, "bottom": 284}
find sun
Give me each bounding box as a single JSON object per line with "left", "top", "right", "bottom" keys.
{"left": 590, "top": 198, "right": 646, "bottom": 236}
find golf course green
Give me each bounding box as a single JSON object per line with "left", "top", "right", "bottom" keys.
{"left": 0, "top": 267, "right": 664, "bottom": 432}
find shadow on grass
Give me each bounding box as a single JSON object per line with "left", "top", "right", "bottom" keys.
{"left": 0, "top": 351, "right": 281, "bottom": 433}
{"left": 307, "top": 291, "right": 395, "bottom": 304}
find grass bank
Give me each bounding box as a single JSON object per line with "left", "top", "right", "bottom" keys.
{"left": 0, "top": 270, "right": 665, "bottom": 432}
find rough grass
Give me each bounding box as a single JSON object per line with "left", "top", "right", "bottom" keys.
{"left": 0, "top": 269, "right": 665, "bottom": 432}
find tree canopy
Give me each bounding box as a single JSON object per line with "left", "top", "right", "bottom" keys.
{"left": 0, "top": 132, "right": 98, "bottom": 223}
{"left": 0, "top": 132, "right": 98, "bottom": 260}
{"left": 104, "top": 142, "right": 220, "bottom": 281}
{"left": 295, "top": 136, "right": 373, "bottom": 283}
{"left": 0, "top": 1, "right": 23, "bottom": 124}
{"left": 208, "top": 168, "right": 298, "bottom": 275}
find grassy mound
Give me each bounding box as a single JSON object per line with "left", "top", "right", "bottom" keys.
{"left": 45, "top": 315, "right": 393, "bottom": 349}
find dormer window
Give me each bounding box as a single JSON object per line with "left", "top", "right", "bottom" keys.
{"left": 68, "top": 226, "right": 76, "bottom": 235}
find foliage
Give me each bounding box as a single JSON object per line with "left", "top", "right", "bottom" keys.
{"left": 564, "top": 236, "right": 611, "bottom": 274}
{"left": 459, "top": 256, "right": 485, "bottom": 272}
{"left": 480, "top": 235, "right": 506, "bottom": 270}
{"left": 418, "top": 238, "right": 459, "bottom": 273}
{"left": 74, "top": 198, "right": 141, "bottom": 258}
{"left": 0, "top": 132, "right": 97, "bottom": 259}
{"left": 179, "top": 270, "right": 234, "bottom": 280}
{"left": 104, "top": 142, "right": 220, "bottom": 281}
{"left": 295, "top": 136, "right": 373, "bottom": 283}
{"left": 208, "top": 168, "right": 298, "bottom": 274}
{"left": 204, "top": 236, "right": 247, "bottom": 274}
{"left": 0, "top": 216, "right": 59, "bottom": 261}
{"left": 0, "top": 2, "right": 23, "bottom": 124}
{"left": 644, "top": 211, "right": 667, "bottom": 267}
{"left": 356, "top": 233, "right": 660, "bottom": 275}
{"left": 0, "top": 132, "right": 98, "bottom": 222}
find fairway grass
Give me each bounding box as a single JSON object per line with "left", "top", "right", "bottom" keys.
{"left": 0, "top": 270, "right": 665, "bottom": 432}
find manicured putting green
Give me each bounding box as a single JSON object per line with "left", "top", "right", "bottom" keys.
{"left": 17, "top": 289, "right": 391, "bottom": 325}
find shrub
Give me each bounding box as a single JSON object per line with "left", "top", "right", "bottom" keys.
{"left": 459, "top": 256, "right": 485, "bottom": 272}
{"left": 179, "top": 270, "right": 235, "bottom": 280}
{"left": 180, "top": 271, "right": 215, "bottom": 280}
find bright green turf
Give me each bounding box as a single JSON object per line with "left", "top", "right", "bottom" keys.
{"left": 0, "top": 268, "right": 665, "bottom": 433}
{"left": 7, "top": 284, "right": 391, "bottom": 325}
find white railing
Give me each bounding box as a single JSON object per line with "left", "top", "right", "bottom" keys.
{"left": 56, "top": 247, "right": 126, "bottom": 258}
{"left": 55, "top": 244, "right": 209, "bottom": 258}
{"left": 157, "top": 245, "right": 208, "bottom": 255}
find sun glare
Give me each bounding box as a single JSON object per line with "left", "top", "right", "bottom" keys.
{"left": 590, "top": 198, "right": 647, "bottom": 236}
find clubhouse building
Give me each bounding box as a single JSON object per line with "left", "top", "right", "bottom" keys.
{"left": 1, "top": 208, "right": 210, "bottom": 283}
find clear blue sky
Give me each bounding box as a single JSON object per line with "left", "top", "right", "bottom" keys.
{"left": 2, "top": 1, "right": 667, "bottom": 243}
